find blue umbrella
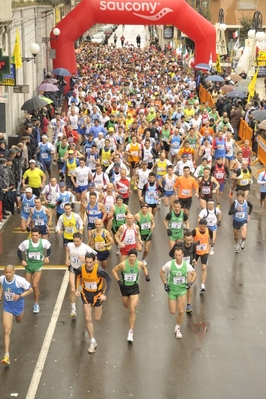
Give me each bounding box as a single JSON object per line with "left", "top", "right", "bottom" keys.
{"left": 206, "top": 75, "right": 224, "bottom": 82}
{"left": 195, "top": 63, "right": 211, "bottom": 70}
{"left": 52, "top": 68, "right": 71, "bottom": 76}
{"left": 226, "top": 91, "right": 247, "bottom": 99}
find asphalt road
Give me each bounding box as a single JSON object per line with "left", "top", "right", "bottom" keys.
{"left": 0, "top": 179, "right": 266, "bottom": 399}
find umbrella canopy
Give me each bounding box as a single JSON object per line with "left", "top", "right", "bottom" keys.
{"left": 235, "top": 79, "right": 251, "bottom": 88}
{"left": 258, "top": 120, "right": 266, "bottom": 130}
{"left": 37, "top": 83, "right": 59, "bottom": 92}
{"left": 195, "top": 63, "right": 211, "bottom": 70}
{"left": 206, "top": 75, "right": 224, "bottom": 82}
{"left": 21, "top": 96, "right": 48, "bottom": 111}
{"left": 251, "top": 110, "right": 266, "bottom": 122}
{"left": 42, "top": 78, "right": 58, "bottom": 84}
{"left": 226, "top": 91, "right": 248, "bottom": 99}
{"left": 39, "top": 96, "right": 54, "bottom": 104}
{"left": 230, "top": 73, "right": 243, "bottom": 82}
{"left": 52, "top": 67, "right": 71, "bottom": 76}
{"left": 221, "top": 85, "right": 235, "bottom": 92}
{"left": 232, "top": 86, "right": 248, "bottom": 93}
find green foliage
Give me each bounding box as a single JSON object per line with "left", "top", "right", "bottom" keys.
{"left": 238, "top": 13, "right": 253, "bottom": 42}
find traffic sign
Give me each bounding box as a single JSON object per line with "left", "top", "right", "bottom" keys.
{"left": 0, "top": 63, "right": 16, "bottom": 86}
{"left": 0, "top": 49, "right": 11, "bottom": 82}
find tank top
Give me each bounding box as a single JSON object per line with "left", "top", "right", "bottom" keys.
{"left": 233, "top": 200, "right": 248, "bottom": 222}
{"left": 92, "top": 229, "right": 111, "bottom": 251}
{"left": 200, "top": 176, "right": 212, "bottom": 196}
{"left": 112, "top": 204, "right": 126, "bottom": 228}
{"left": 66, "top": 158, "right": 78, "bottom": 176}
{"left": 103, "top": 194, "right": 116, "bottom": 214}
{"left": 194, "top": 227, "right": 210, "bottom": 255}
{"left": 32, "top": 206, "right": 47, "bottom": 227}
{"left": 145, "top": 182, "right": 159, "bottom": 204}
{"left": 169, "top": 210, "right": 184, "bottom": 234}
{"left": 171, "top": 135, "right": 181, "bottom": 149}
{"left": 56, "top": 191, "right": 72, "bottom": 214}
{"left": 122, "top": 258, "right": 139, "bottom": 286}
{"left": 164, "top": 175, "right": 176, "bottom": 192}
{"left": 120, "top": 224, "right": 137, "bottom": 246}
{"left": 57, "top": 143, "right": 68, "bottom": 162}
{"left": 21, "top": 194, "right": 36, "bottom": 216}
{"left": 39, "top": 142, "right": 52, "bottom": 162}
{"left": 129, "top": 143, "right": 140, "bottom": 162}
{"left": 213, "top": 164, "right": 225, "bottom": 183}
{"left": 187, "top": 135, "right": 197, "bottom": 149}
{"left": 237, "top": 169, "right": 251, "bottom": 186}
{"left": 86, "top": 202, "right": 103, "bottom": 225}
{"left": 63, "top": 212, "right": 77, "bottom": 239}
{"left": 138, "top": 211, "right": 151, "bottom": 236}
{"left": 242, "top": 147, "right": 251, "bottom": 164}
{"left": 81, "top": 263, "right": 103, "bottom": 292}
{"left": 169, "top": 260, "right": 187, "bottom": 292}
{"left": 26, "top": 239, "right": 44, "bottom": 268}
{"left": 101, "top": 147, "right": 112, "bottom": 167}
{"left": 157, "top": 159, "right": 168, "bottom": 176}
{"left": 225, "top": 139, "right": 234, "bottom": 157}
{"left": 2, "top": 275, "right": 24, "bottom": 302}
{"left": 161, "top": 128, "right": 170, "bottom": 142}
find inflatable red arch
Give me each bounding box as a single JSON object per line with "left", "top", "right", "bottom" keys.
{"left": 51, "top": 0, "right": 216, "bottom": 76}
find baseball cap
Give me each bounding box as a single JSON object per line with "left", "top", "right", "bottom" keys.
{"left": 114, "top": 162, "right": 120, "bottom": 168}
{"left": 6, "top": 157, "right": 13, "bottom": 162}
{"left": 25, "top": 187, "right": 33, "bottom": 193}
{"left": 57, "top": 133, "right": 63, "bottom": 138}
{"left": 88, "top": 182, "right": 95, "bottom": 188}
{"left": 42, "top": 135, "right": 48, "bottom": 139}
{"left": 108, "top": 127, "right": 115, "bottom": 132}
{"left": 29, "top": 159, "right": 36, "bottom": 163}
{"left": 59, "top": 182, "right": 66, "bottom": 187}
{"left": 9, "top": 148, "right": 17, "bottom": 155}
{"left": 68, "top": 150, "right": 74, "bottom": 155}
{"left": 182, "top": 154, "right": 188, "bottom": 158}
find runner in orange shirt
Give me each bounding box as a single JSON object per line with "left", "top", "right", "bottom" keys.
{"left": 174, "top": 166, "right": 199, "bottom": 217}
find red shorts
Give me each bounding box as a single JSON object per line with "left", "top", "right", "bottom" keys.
{"left": 120, "top": 243, "right": 137, "bottom": 256}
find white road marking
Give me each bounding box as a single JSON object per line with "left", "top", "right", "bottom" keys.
{"left": 25, "top": 269, "right": 69, "bottom": 399}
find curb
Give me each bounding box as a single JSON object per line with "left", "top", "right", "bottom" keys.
{"left": 0, "top": 213, "right": 13, "bottom": 232}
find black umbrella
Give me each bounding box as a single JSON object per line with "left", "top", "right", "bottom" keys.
{"left": 226, "top": 91, "right": 247, "bottom": 99}
{"left": 251, "top": 110, "right": 266, "bottom": 122}
{"left": 52, "top": 68, "right": 71, "bottom": 76}
{"left": 21, "top": 96, "right": 48, "bottom": 111}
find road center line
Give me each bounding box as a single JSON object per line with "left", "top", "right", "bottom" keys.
{"left": 25, "top": 269, "right": 69, "bottom": 399}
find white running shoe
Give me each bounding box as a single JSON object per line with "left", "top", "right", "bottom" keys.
{"left": 88, "top": 339, "right": 97, "bottom": 354}
{"left": 70, "top": 309, "right": 77, "bottom": 318}
{"left": 210, "top": 247, "right": 214, "bottom": 255}
{"left": 240, "top": 240, "right": 245, "bottom": 250}
{"left": 175, "top": 328, "right": 182, "bottom": 339}
{"left": 116, "top": 247, "right": 120, "bottom": 255}
{"left": 234, "top": 243, "right": 240, "bottom": 253}
{"left": 200, "top": 284, "right": 206, "bottom": 293}
{"left": 127, "top": 330, "right": 133, "bottom": 343}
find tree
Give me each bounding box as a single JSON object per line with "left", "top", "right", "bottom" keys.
{"left": 238, "top": 13, "right": 253, "bottom": 45}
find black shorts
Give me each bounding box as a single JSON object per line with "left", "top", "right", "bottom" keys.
{"left": 236, "top": 184, "right": 250, "bottom": 192}
{"left": 87, "top": 222, "right": 96, "bottom": 230}
{"left": 261, "top": 192, "right": 266, "bottom": 200}
{"left": 32, "top": 188, "right": 41, "bottom": 197}
{"left": 57, "top": 161, "right": 64, "bottom": 171}
{"left": 34, "top": 225, "right": 48, "bottom": 236}
{"left": 141, "top": 233, "right": 152, "bottom": 241}
{"left": 97, "top": 250, "right": 110, "bottom": 261}
{"left": 129, "top": 161, "right": 137, "bottom": 169}
{"left": 123, "top": 198, "right": 129, "bottom": 205}
{"left": 63, "top": 237, "right": 73, "bottom": 246}
{"left": 68, "top": 265, "right": 80, "bottom": 275}
{"left": 200, "top": 194, "right": 212, "bottom": 201}
{"left": 147, "top": 203, "right": 157, "bottom": 209}
{"left": 233, "top": 220, "right": 247, "bottom": 230}
{"left": 120, "top": 283, "right": 140, "bottom": 297}
{"left": 80, "top": 290, "right": 102, "bottom": 307}
{"left": 66, "top": 176, "right": 74, "bottom": 189}
{"left": 179, "top": 197, "right": 192, "bottom": 210}
{"left": 196, "top": 253, "right": 209, "bottom": 265}
{"left": 161, "top": 142, "right": 170, "bottom": 152}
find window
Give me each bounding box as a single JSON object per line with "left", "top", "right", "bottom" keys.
{"left": 238, "top": 0, "right": 256, "bottom": 10}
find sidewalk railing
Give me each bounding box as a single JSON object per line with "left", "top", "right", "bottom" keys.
{"left": 199, "top": 84, "right": 214, "bottom": 107}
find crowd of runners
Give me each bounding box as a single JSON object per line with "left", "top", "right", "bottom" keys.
{"left": 2, "top": 31, "right": 265, "bottom": 365}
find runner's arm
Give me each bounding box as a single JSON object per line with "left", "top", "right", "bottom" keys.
{"left": 228, "top": 202, "right": 237, "bottom": 215}
{"left": 112, "top": 262, "right": 125, "bottom": 282}
{"left": 97, "top": 266, "right": 112, "bottom": 295}
{"left": 247, "top": 201, "right": 253, "bottom": 215}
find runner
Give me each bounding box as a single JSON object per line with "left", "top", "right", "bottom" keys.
{"left": 115, "top": 213, "right": 142, "bottom": 262}
{"left": 231, "top": 160, "right": 252, "bottom": 200}
{"left": 198, "top": 168, "right": 220, "bottom": 209}
{"left": 56, "top": 203, "right": 83, "bottom": 247}
{"left": 191, "top": 218, "right": 214, "bottom": 293}
{"left": 22, "top": 159, "right": 46, "bottom": 197}
{"left": 65, "top": 232, "right": 97, "bottom": 318}
{"left": 70, "top": 157, "right": 92, "bottom": 202}
{"left": 228, "top": 190, "right": 253, "bottom": 253}
{"left": 37, "top": 135, "right": 55, "bottom": 179}
{"left": 159, "top": 246, "right": 196, "bottom": 338}
{"left": 0, "top": 265, "right": 33, "bottom": 366}
{"left": 134, "top": 160, "right": 151, "bottom": 203}
{"left": 158, "top": 164, "right": 177, "bottom": 210}
{"left": 89, "top": 219, "right": 114, "bottom": 269}
{"left": 102, "top": 183, "right": 117, "bottom": 231}
{"left": 55, "top": 182, "right": 75, "bottom": 222}
{"left": 141, "top": 172, "right": 163, "bottom": 216}
{"left": 198, "top": 198, "right": 222, "bottom": 255}
{"left": 112, "top": 249, "right": 150, "bottom": 343}
{"left": 86, "top": 191, "right": 106, "bottom": 241}
{"left": 27, "top": 197, "right": 52, "bottom": 239}
{"left": 114, "top": 168, "right": 131, "bottom": 205}
{"left": 174, "top": 166, "right": 199, "bottom": 217}
{"left": 134, "top": 202, "right": 155, "bottom": 265}
{"left": 17, "top": 227, "right": 51, "bottom": 313}
{"left": 164, "top": 199, "right": 189, "bottom": 249}
{"left": 257, "top": 168, "right": 266, "bottom": 208}
{"left": 75, "top": 252, "right": 111, "bottom": 353}
{"left": 211, "top": 157, "right": 230, "bottom": 207}
{"left": 41, "top": 177, "right": 60, "bottom": 223}
{"left": 18, "top": 187, "right": 36, "bottom": 232}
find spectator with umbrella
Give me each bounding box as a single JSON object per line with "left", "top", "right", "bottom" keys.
{"left": 230, "top": 103, "right": 242, "bottom": 141}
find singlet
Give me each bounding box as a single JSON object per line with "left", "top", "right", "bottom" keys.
{"left": 101, "top": 147, "right": 112, "bottom": 167}
{"left": 92, "top": 229, "right": 111, "bottom": 251}
{"left": 81, "top": 263, "right": 103, "bottom": 292}
{"left": 32, "top": 206, "right": 47, "bottom": 227}
{"left": 168, "top": 210, "right": 184, "bottom": 236}
{"left": 56, "top": 191, "right": 72, "bottom": 215}
{"left": 214, "top": 138, "right": 226, "bottom": 156}
{"left": 120, "top": 224, "right": 137, "bottom": 246}
{"left": 57, "top": 143, "right": 68, "bottom": 162}
{"left": 21, "top": 194, "right": 36, "bottom": 217}
{"left": 233, "top": 200, "right": 248, "bottom": 222}
{"left": 26, "top": 239, "right": 44, "bottom": 268}
{"left": 200, "top": 176, "right": 212, "bottom": 196}
{"left": 39, "top": 142, "right": 52, "bottom": 162}
{"left": 66, "top": 158, "right": 78, "bottom": 177}
{"left": 225, "top": 139, "right": 234, "bottom": 158}
{"left": 237, "top": 169, "right": 251, "bottom": 187}
{"left": 63, "top": 212, "right": 78, "bottom": 239}
{"left": 144, "top": 182, "right": 159, "bottom": 205}
{"left": 194, "top": 227, "right": 210, "bottom": 255}
{"left": 163, "top": 174, "right": 176, "bottom": 192}
{"left": 103, "top": 193, "right": 116, "bottom": 214}
{"left": 138, "top": 211, "right": 151, "bottom": 236}
{"left": 168, "top": 260, "right": 188, "bottom": 292}
{"left": 128, "top": 143, "right": 140, "bottom": 162}
{"left": 86, "top": 202, "right": 103, "bottom": 225}
{"left": 161, "top": 128, "right": 170, "bottom": 142}
{"left": 242, "top": 147, "right": 251, "bottom": 164}
{"left": 171, "top": 135, "right": 181, "bottom": 150}
{"left": 213, "top": 164, "right": 225, "bottom": 183}
{"left": 86, "top": 150, "right": 99, "bottom": 170}
{"left": 121, "top": 258, "right": 139, "bottom": 286}
{"left": 187, "top": 135, "right": 197, "bottom": 149}
{"left": 45, "top": 184, "right": 59, "bottom": 205}
{"left": 1, "top": 275, "right": 25, "bottom": 303}
{"left": 156, "top": 159, "right": 168, "bottom": 177}
{"left": 136, "top": 169, "right": 150, "bottom": 189}
{"left": 112, "top": 204, "right": 127, "bottom": 228}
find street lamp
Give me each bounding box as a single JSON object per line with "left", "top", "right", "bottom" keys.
{"left": 216, "top": 8, "right": 227, "bottom": 57}
{"left": 22, "top": 43, "right": 40, "bottom": 63}
{"left": 247, "top": 11, "right": 265, "bottom": 75}
{"left": 42, "top": 27, "right": 61, "bottom": 43}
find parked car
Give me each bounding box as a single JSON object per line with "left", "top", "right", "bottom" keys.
{"left": 91, "top": 33, "right": 107, "bottom": 45}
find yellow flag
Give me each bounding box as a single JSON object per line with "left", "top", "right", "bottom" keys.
{"left": 247, "top": 69, "right": 258, "bottom": 102}
{"left": 12, "top": 29, "right": 22, "bottom": 69}
{"left": 215, "top": 54, "right": 222, "bottom": 73}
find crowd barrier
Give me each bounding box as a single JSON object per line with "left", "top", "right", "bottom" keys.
{"left": 199, "top": 84, "right": 214, "bottom": 108}
{"left": 252, "top": 135, "right": 266, "bottom": 175}
{"left": 237, "top": 119, "right": 253, "bottom": 147}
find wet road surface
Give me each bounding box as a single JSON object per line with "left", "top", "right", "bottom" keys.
{"left": 1, "top": 179, "right": 266, "bottom": 399}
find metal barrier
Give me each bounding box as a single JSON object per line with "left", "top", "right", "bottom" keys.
{"left": 252, "top": 135, "right": 266, "bottom": 174}
{"left": 199, "top": 84, "right": 214, "bottom": 108}
{"left": 237, "top": 119, "right": 253, "bottom": 147}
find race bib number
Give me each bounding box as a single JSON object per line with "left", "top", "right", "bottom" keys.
{"left": 196, "top": 244, "right": 207, "bottom": 251}
{"left": 124, "top": 237, "right": 134, "bottom": 244}
{"left": 35, "top": 219, "right": 44, "bottom": 226}
{"left": 141, "top": 222, "right": 151, "bottom": 230}
{"left": 236, "top": 212, "right": 245, "bottom": 219}
{"left": 202, "top": 187, "right": 211, "bottom": 195}
{"left": 173, "top": 276, "right": 185, "bottom": 285}
{"left": 124, "top": 273, "right": 137, "bottom": 282}
{"left": 171, "top": 222, "right": 182, "bottom": 229}
{"left": 65, "top": 227, "right": 74, "bottom": 234}
{"left": 240, "top": 179, "right": 248, "bottom": 186}
{"left": 183, "top": 256, "right": 190, "bottom": 263}
{"left": 119, "top": 188, "right": 128, "bottom": 194}
{"left": 70, "top": 256, "right": 80, "bottom": 265}
{"left": 41, "top": 153, "right": 48, "bottom": 159}
{"left": 181, "top": 189, "right": 190, "bottom": 196}
{"left": 24, "top": 206, "right": 30, "bottom": 213}
{"left": 95, "top": 242, "right": 105, "bottom": 250}
{"left": 131, "top": 151, "right": 138, "bottom": 157}
{"left": 78, "top": 178, "right": 86, "bottom": 185}
{"left": 116, "top": 214, "right": 125, "bottom": 221}
{"left": 28, "top": 252, "right": 41, "bottom": 260}
{"left": 84, "top": 281, "right": 97, "bottom": 290}
{"left": 215, "top": 173, "right": 223, "bottom": 179}
{"left": 89, "top": 217, "right": 97, "bottom": 224}
{"left": 4, "top": 292, "right": 15, "bottom": 301}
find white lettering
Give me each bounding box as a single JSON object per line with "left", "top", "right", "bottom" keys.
{"left": 99, "top": 1, "right": 159, "bottom": 14}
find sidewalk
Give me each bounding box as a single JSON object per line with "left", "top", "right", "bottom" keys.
{"left": 109, "top": 24, "right": 150, "bottom": 48}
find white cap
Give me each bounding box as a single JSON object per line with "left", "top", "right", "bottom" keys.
{"left": 29, "top": 159, "right": 36, "bottom": 163}
{"left": 42, "top": 135, "right": 48, "bottom": 139}
{"left": 57, "top": 133, "right": 63, "bottom": 137}
{"left": 25, "top": 187, "right": 33, "bottom": 193}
